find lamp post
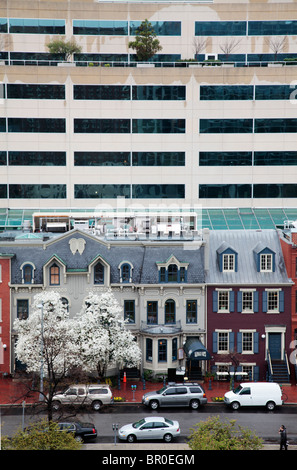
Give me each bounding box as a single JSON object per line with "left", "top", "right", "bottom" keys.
{"left": 37, "top": 303, "right": 44, "bottom": 401}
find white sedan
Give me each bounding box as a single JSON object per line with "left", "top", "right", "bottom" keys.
{"left": 118, "top": 416, "right": 180, "bottom": 443}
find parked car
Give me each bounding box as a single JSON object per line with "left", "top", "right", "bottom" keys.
{"left": 224, "top": 382, "right": 283, "bottom": 410}
{"left": 57, "top": 421, "right": 97, "bottom": 442}
{"left": 118, "top": 417, "right": 180, "bottom": 443}
{"left": 142, "top": 382, "right": 207, "bottom": 410}
{"left": 52, "top": 384, "right": 112, "bottom": 411}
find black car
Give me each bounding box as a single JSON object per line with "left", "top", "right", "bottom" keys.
{"left": 58, "top": 421, "right": 97, "bottom": 442}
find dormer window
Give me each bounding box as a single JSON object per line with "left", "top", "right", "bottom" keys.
{"left": 223, "top": 253, "right": 235, "bottom": 272}
{"left": 217, "top": 243, "right": 237, "bottom": 272}
{"left": 50, "top": 263, "right": 60, "bottom": 285}
{"left": 119, "top": 261, "right": 133, "bottom": 283}
{"left": 21, "top": 262, "right": 35, "bottom": 284}
{"left": 157, "top": 256, "right": 188, "bottom": 283}
{"left": 94, "top": 262, "right": 104, "bottom": 284}
{"left": 253, "top": 243, "right": 275, "bottom": 273}
{"left": 260, "top": 253, "right": 272, "bottom": 272}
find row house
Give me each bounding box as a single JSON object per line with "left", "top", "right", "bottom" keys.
{"left": 206, "top": 230, "right": 292, "bottom": 383}
{"left": 0, "top": 228, "right": 293, "bottom": 383}
{"left": 0, "top": 229, "right": 207, "bottom": 379}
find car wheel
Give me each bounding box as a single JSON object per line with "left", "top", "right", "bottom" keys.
{"left": 52, "top": 400, "right": 61, "bottom": 411}
{"left": 266, "top": 401, "right": 275, "bottom": 411}
{"left": 231, "top": 401, "right": 240, "bottom": 410}
{"left": 92, "top": 400, "right": 102, "bottom": 411}
{"left": 163, "top": 433, "right": 173, "bottom": 443}
{"left": 127, "top": 434, "right": 136, "bottom": 443}
{"left": 75, "top": 435, "right": 84, "bottom": 443}
{"left": 190, "top": 399, "right": 199, "bottom": 410}
{"left": 149, "top": 400, "right": 159, "bottom": 410}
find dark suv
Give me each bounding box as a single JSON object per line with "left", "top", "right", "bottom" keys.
{"left": 142, "top": 382, "right": 207, "bottom": 410}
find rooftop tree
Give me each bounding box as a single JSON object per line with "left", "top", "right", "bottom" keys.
{"left": 46, "top": 37, "right": 82, "bottom": 62}
{"left": 128, "top": 19, "right": 162, "bottom": 61}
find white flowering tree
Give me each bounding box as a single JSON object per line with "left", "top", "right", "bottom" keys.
{"left": 13, "top": 291, "right": 80, "bottom": 421}
{"left": 75, "top": 290, "right": 141, "bottom": 380}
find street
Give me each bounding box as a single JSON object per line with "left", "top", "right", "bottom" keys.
{"left": 1, "top": 403, "right": 297, "bottom": 445}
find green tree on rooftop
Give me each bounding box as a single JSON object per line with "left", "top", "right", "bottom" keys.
{"left": 128, "top": 19, "right": 162, "bottom": 61}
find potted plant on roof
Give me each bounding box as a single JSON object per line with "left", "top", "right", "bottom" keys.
{"left": 128, "top": 19, "right": 162, "bottom": 67}
{"left": 46, "top": 37, "right": 82, "bottom": 66}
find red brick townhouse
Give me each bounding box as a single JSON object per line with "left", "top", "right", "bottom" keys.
{"left": 0, "top": 253, "right": 13, "bottom": 375}
{"left": 279, "top": 224, "right": 297, "bottom": 344}
{"left": 206, "top": 229, "right": 292, "bottom": 384}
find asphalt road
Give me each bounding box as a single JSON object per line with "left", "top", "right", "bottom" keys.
{"left": 1, "top": 403, "right": 297, "bottom": 445}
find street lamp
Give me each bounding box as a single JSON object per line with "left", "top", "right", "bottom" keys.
{"left": 37, "top": 303, "right": 44, "bottom": 401}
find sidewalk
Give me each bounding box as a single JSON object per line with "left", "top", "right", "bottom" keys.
{"left": 0, "top": 376, "right": 297, "bottom": 406}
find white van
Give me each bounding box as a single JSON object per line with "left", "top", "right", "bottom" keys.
{"left": 224, "top": 382, "right": 283, "bottom": 411}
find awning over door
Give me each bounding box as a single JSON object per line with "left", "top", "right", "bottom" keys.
{"left": 183, "top": 338, "right": 211, "bottom": 360}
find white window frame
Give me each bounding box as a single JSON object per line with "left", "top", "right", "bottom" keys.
{"left": 240, "top": 330, "right": 255, "bottom": 354}
{"left": 218, "top": 290, "right": 230, "bottom": 313}
{"left": 260, "top": 253, "right": 272, "bottom": 272}
{"left": 266, "top": 289, "right": 279, "bottom": 313}
{"left": 217, "top": 330, "right": 230, "bottom": 353}
{"left": 223, "top": 253, "right": 235, "bottom": 272}
{"left": 242, "top": 290, "right": 254, "bottom": 313}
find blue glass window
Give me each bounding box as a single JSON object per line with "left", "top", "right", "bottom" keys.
{"left": 200, "top": 119, "right": 253, "bottom": 133}
{"left": 73, "top": 20, "right": 128, "bottom": 35}
{"left": 74, "top": 152, "right": 130, "bottom": 166}
{"left": 199, "top": 184, "right": 252, "bottom": 198}
{"left": 130, "top": 21, "right": 181, "bottom": 36}
{"left": 195, "top": 21, "right": 246, "bottom": 36}
{"left": 0, "top": 118, "right": 6, "bottom": 132}
{"left": 254, "top": 151, "right": 297, "bottom": 166}
{"left": 0, "top": 152, "right": 7, "bottom": 165}
{"left": 255, "top": 119, "right": 297, "bottom": 133}
{"left": 132, "top": 152, "right": 185, "bottom": 166}
{"left": 146, "top": 338, "right": 153, "bottom": 362}
{"left": 253, "top": 184, "right": 297, "bottom": 198}
{"left": 74, "top": 119, "right": 130, "bottom": 133}
{"left": 255, "top": 85, "right": 296, "bottom": 100}
{"left": 199, "top": 152, "right": 252, "bottom": 166}
{"left": 9, "top": 18, "right": 65, "bottom": 34}
{"left": 74, "top": 85, "right": 130, "bottom": 100}
{"left": 7, "top": 84, "right": 65, "bottom": 99}
{"left": 9, "top": 151, "right": 66, "bottom": 166}
{"left": 121, "top": 263, "right": 131, "bottom": 283}
{"left": 9, "top": 184, "right": 66, "bottom": 199}
{"left": 74, "top": 184, "right": 130, "bottom": 199}
{"left": 132, "top": 85, "right": 185, "bottom": 100}
{"left": 0, "top": 18, "right": 8, "bottom": 33}
{"left": 8, "top": 118, "right": 65, "bottom": 133}
{"left": 248, "top": 20, "right": 297, "bottom": 36}
{"left": 172, "top": 338, "right": 178, "bottom": 361}
{"left": 132, "top": 119, "right": 185, "bottom": 133}
{"left": 0, "top": 185, "right": 7, "bottom": 198}
{"left": 132, "top": 184, "right": 185, "bottom": 199}
{"left": 200, "top": 85, "right": 253, "bottom": 100}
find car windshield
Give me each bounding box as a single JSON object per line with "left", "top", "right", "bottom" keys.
{"left": 132, "top": 419, "right": 146, "bottom": 429}
{"left": 233, "top": 385, "right": 243, "bottom": 395}
{"left": 156, "top": 387, "right": 167, "bottom": 395}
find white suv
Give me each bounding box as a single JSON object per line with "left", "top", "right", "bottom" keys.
{"left": 52, "top": 384, "right": 112, "bottom": 411}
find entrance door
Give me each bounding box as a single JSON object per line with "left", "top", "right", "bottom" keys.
{"left": 268, "top": 333, "right": 282, "bottom": 360}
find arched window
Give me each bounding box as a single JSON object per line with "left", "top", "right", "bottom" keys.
{"left": 23, "top": 264, "right": 33, "bottom": 284}
{"left": 168, "top": 264, "right": 178, "bottom": 282}
{"left": 94, "top": 262, "right": 104, "bottom": 284}
{"left": 121, "top": 263, "right": 131, "bottom": 283}
{"left": 165, "top": 299, "right": 175, "bottom": 324}
{"left": 50, "top": 263, "right": 60, "bottom": 285}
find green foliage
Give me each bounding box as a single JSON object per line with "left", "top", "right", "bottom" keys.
{"left": 1, "top": 419, "right": 82, "bottom": 450}
{"left": 46, "top": 38, "right": 82, "bottom": 61}
{"left": 128, "top": 19, "right": 162, "bottom": 61}
{"left": 188, "top": 415, "right": 263, "bottom": 451}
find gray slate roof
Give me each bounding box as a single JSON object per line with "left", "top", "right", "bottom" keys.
{"left": 206, "top": 229, "right": 291, "bottom": 285}
{"left": 0, "top": 230, "right": 205, "bottom": 285}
